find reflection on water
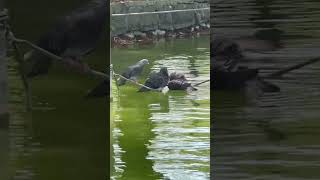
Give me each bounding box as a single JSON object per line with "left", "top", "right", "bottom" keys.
{"left": 111, "top": 37, "right": 210, "bottom": 180}
{"left": 7, "top": 1, "right": 109, "bottom": 179}
{"left": 212, "top": 0, "right": 320, "bottom": 179}
{"left": 8, "top": 53, "right": 109, "bottom": 180}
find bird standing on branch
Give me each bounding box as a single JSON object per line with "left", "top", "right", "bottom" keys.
{"left": 117, "top": 59, "right": 149, "bottom": 86}
{"left": 138, "top": 67, "right": 169, "bottom": 92}
{"left": 24, "top": 0, "right": 108, "bottom": 78}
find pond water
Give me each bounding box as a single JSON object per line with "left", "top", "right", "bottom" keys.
{"left": 7, "top": 1, "right": 109, "bottom": 179}
{"left": 111, "top": 37, "right": 210, "bottom": 180}
{"left": 212, "top": 0, "right": 320, "bottom": 179}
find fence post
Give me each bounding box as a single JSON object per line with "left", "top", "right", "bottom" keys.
{"left": 0, "top": 1, "right": 9, "bottom": 179}
{"left": 0, "top": 2, "right": 8, "bottom": 126}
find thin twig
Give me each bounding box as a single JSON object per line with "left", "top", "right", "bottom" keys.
{"left": 113, "top": 72, "right": 160, "bottom": 91}
{"left": 265, "top": 57, "right": 320, "bottom": 78}
{"left": 111, "top": 65, "right": 120, "bottom": 99}
{"left": 193, "top": 79, "right": 210, "bottom": 87}
{"left": 9, "top": 35, "right": 109, "bottom": 80}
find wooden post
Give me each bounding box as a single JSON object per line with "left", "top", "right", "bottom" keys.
{"left": 0, "top": 1, "right": 9, "bottom": 179}
{"left": 110, "top": 64, "right": 113, "bottom": 102}
{"left": 0, "top": 2, "right": 8, "bottom": 126}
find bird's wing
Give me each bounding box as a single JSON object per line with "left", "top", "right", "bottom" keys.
{"left": 121, "top": 68, "right": 132, "bottom": 79}
{"left": 142, "top": 71, "right": 158, "bottom": 88}
{"left": 129, "top": 64, "right": 145, "bottom": 78}
{"left": 148, "top": 72, "right": 168, "bottom": 88}
{"left": 143, "top": 78, "right": 154, "bottom": 88}
{"left": 159, "top": 76, "right": 169, "bottom": 88}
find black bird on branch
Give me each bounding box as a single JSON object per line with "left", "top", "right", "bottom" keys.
{"left": 138, "top": 67, "right": 169, "bottom": 92}
{"left": 24, "top": 0, "right": 108, "bottom": 78}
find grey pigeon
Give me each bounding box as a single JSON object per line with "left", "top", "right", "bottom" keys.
{"left": 138, "top": 67, "right": 169, "bottom": 92}
{"left": 117, "top": 59, "right": 149, "bottom": 86}
{"left": 25, "top": 0, "right": 108, "bottom": 78}
{"left": 168, "top": 72, "right": 197, "bottom": 91}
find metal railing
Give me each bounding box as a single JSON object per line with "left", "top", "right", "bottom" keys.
{"left": 112, "top": 7, "right": 209, "bottom": 16}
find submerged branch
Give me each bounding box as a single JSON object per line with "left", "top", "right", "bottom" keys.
{"left": 193, "top": 79, "right": 210, "bottom": 87}
{"left": 113, "top": 72, "right": 160, "bottom": 92}
{"left": 265, "top": 57, "right": 320, "bottom": 78}
{"left": 10, "top": 35, "right": 109, "bottom": 80}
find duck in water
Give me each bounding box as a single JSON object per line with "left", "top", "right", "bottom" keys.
{"left": 211, "top": 37, "right": 280, "bottom": 92}
{"left": 167, "top": 72, "right": 197, "bottom": 91}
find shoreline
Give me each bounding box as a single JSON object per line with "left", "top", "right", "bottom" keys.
{"left": 111, "top": 25, "right": 210, "bottom": 48}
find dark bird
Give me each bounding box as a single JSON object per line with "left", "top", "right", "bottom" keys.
{"left": 138, "top": 67, "right": 169, "bottom": 92}
{"left": 211, "top": 37, "right": 243, "bottom": 72}
{"left": 117, "top": 59, "right": 149, "bottom": 86}
{"left": 211, "top": 37, "right": 280, "bottom": 93}
{"left": 24, "top": 0, "right": 108, "bottom": 78}
{"left": 211, "top": 35, "right": 282, "bottom": 73}
{"left": 167, "top": 72, "right": 197, "bottom": 91}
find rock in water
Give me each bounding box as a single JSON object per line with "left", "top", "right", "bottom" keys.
{"left": 117, "top": 59, "right": 149, "bottom": 86}
{"left": 138, "top": 67, "right": 169, "bottom": 92}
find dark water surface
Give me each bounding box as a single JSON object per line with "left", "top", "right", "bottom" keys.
{"left": 111, "top": 37, "right": 210, "bottom": 180}
{"left": 7, "top": 1, "right": 109, "bottom": 179}
{"left": 212, "top": 0, "right": 320, "bottom": 179}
